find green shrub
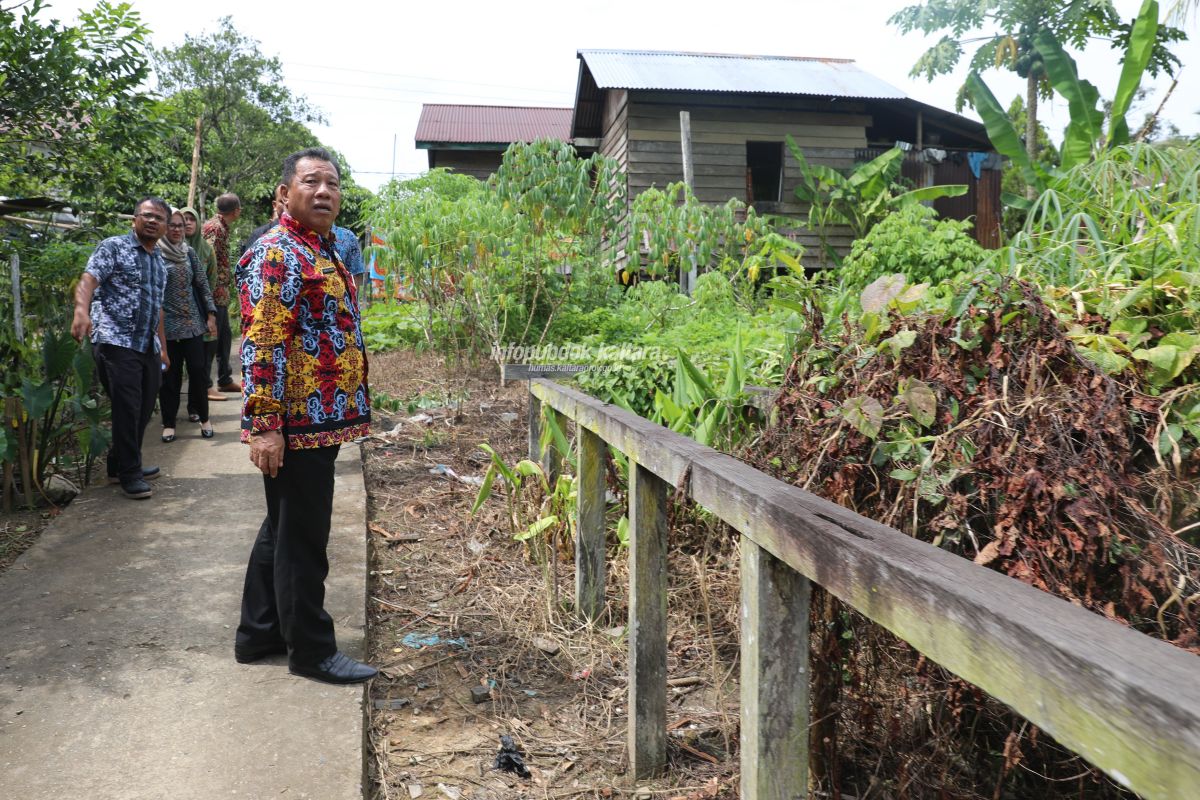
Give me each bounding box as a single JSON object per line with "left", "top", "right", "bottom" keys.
{"left": 839, "top": 204, "right": 985, "bottom": 291}
{"left": 360, "top": 302, "right": 427, "bottom": 352}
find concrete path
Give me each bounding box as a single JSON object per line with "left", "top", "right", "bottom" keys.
{"left": 0, "top": 387, "right": 369, "bottom": 799}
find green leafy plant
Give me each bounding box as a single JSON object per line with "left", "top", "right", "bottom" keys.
{"left": 839, "top": 204, "right": 986, "bottom": 292}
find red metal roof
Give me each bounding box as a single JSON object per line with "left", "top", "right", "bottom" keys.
{"left": 414, "top": 104, "right": 573, "bottom": 145}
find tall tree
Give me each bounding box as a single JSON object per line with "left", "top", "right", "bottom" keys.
{"left": 152, "top": 20, "right": 324, "bottom": 212}
{"left": 0, "top": 0, "right": 164, "bottom": 218}
{"left": 151, "top": 19, "right": 371, "bottom": 231}
{"left": 890, "top": 0, "right": 1183, "bottom": 182}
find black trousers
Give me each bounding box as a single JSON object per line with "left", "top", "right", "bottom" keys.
{"left": 94, "top": 343, "right": 160, "bottom": 483}
{"left": 237, "top": 445, "right": 340, "bottom": 666}
{"left": 160, "top": 335, "right": 208, "bottom": 427}
{"left": 203, "top": 304, "right": 233, "bottom": 387}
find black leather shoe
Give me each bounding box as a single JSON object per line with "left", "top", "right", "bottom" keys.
{"left": 235, "top": 641, "right": 288, "bottom": 664}
{"left": 289, "top": 651, "right": 377, "bottom": 685}
{"left": 107, "top": 466, "right": 160, "bottom": 485}
{"left": 121, "top": 478, "right": 153, "bottom": 499}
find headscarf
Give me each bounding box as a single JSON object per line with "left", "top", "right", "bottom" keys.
{"left": 179, "top": 205, "right": 216, "bottom": 272}
{"left": 159, "top": 210, "right": 190, "bottom": 268}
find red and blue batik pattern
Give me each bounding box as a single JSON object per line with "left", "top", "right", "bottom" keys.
{"left": 238, "top": 212, "right": 370, "bottom": 449}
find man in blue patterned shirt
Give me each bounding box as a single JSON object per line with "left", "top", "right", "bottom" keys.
{"left": 71, "top": 196, "right": 171, "bottom": 499}
{"left": 333, "top": 225, "right": 365, "bottom": 296}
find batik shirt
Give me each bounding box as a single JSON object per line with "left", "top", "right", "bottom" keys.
{"left": 333, "top": 226, "right": 365, "bottom": 276}
{"left": 84, "top": 232, "right": 167, "bottom": 354}
{"left": 238, "top": 212, "right": 371, "bottom": 449}
{"left": 201, "top": 215, "right": 232, "bottom": 301}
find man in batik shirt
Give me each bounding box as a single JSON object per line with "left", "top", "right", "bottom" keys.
{"left": 234, "top": 147, "right": 376, "bottom": 685}
{"left": 333, "top": 224, "right": 365, "bottom": 296}
{"left": 202, "top": 192, "right": 242, "bottom": 395}
{"left": 70, "top": 197, "right": 170, "bottom": 499}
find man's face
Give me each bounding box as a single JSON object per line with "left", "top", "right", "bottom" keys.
{"left": 183, "top": 213, "right": 198, "bottom": 237}
{"left": 280, "top": 158, "right": 340, "bottom": 235}
{"left": 132, "top": 201, "right": 166, "bottom": 244}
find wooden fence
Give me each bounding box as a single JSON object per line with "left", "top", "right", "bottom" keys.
{"left": 525, "top": 377, "right": 1200, "bottom": 800}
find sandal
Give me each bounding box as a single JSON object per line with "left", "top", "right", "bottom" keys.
{"left": 200, "top": 422, "right": 214, "bottom": 439}
{"left": 161, "top": 428, "right": 176, "bottom": 443}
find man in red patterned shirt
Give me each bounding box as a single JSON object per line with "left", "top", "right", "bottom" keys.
{"left": 234, "top": 147, "right": 375, "bottom": 685}
{"left": 201, "top": 193, "right": 242, "bottom": 396}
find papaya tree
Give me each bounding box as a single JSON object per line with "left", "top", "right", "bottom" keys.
{"left": 966, "top": 0, "right": 1173, "bottom": 204}
{"left": 891, "top": 0, "right": 1183, "bottom": 182}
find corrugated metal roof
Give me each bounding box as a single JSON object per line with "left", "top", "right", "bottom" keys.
{"left": 577, "top": 49, "right": 907, "bottom": 99}
{"left": 414, "top": 104, "right": 573, "bottom": 145}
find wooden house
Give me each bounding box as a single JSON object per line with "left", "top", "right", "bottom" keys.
{"left": 568, "top": 49, "right": 1003, "bottom": 259}
{"left": 415, "top": 104, "right": 573, "bottom": 180}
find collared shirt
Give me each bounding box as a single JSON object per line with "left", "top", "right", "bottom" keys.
{"left": 333, "top": 226, "right": 365, "bottom": 276}
{"left": 238, "top": 212, "right": 371, "bottom": 449}
{"left": 84, "top": 232, "right": 166, "bottom": 353}
{"left": 162, "top": 248, "right": 216, "bottom": 341}
{"left": 201, "top": 214, "right": 232, "bottom": 294}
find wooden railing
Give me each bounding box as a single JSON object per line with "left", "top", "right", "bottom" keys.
{"left": 525, "top": 378, "right": 1200, "bottom": 800}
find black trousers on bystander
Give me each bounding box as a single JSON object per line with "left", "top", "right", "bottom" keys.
{"left": 160, "top": 335, "right": 208, "bottom": 427}
{"left": 94, "top": 343, "right": 160, "bottom": 485}
{"left": 236, "top": 445, "right": 341, "bottom": 667}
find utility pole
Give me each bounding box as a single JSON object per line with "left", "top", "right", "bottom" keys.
{"left": 187, "top": 116, "right": 202, "bottom": 210}
{"left": 391, "top": 133, "right": 397, "bottom": 183}
{"left": 679, "top": 110, "right": 696, "bottom": 295}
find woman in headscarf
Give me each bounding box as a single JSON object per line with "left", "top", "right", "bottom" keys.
{"left": 180, "top": 205, "right": 225, "bottom": 416}
{"left": 159, "top": 209, "right": 218, "bottom": 442}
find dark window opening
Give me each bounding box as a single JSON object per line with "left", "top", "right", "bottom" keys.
{"left": 747, "top": 141, "right": 783, "bottom": 203}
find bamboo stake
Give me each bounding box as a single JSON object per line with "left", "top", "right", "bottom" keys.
{"left": 187, "top": 115, "right": 202, "bottom": 210}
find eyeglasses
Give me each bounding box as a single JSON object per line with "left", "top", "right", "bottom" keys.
{"left": 136, "top": 212, "right": 166, "bottom": 222}
{"left": 166, "top": 222, "right": 185, "bottom": 229}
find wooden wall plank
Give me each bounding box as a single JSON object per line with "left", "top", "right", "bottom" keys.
{"left": 628, "top": 458, "right": 669, "bottom": 779}
{"left": 576, "top": 427, "right": 607, "bottom": 622}
{"left": 631, "top": 90, "right": 868, "bottom": 114}
{"left": 740, "top": 538, "right": 811, "bottom": 800}
{"left": 529, "top": 379, "right": 1200, "bottom": 800}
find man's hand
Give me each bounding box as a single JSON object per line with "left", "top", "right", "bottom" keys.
{"left": 71, "top": 308, "right": 92, "bottom": 342}
{"left": 214, "top": 286, "right": 229, "bottom": 306}
{"left": 206, "top": 313, "right": 217, "bottom": 338}
{"left": 249, "top": 430, "right": 285, "bottom": 477}
{"left": 160, "top": 349, "right": 170, "bottom": 371}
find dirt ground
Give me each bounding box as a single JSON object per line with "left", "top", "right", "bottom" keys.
{"left": 363, "top": 349, "right": 742, "bottom": 800}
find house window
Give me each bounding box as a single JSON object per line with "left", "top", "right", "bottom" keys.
{"left": 747, "top": 141, "right": 783, "bottom": 203}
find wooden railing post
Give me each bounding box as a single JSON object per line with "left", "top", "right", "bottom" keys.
{"left": 740, "top": 538, "right": 811, "bottom": 800}
{"left": 542, "top": 407, "right": 564, "bottom": 486}
{"left": 576, "top": 427, "right": 607, "bottom": 622}
{"left": 528, "top": 391, "right": 541, "bottom": 462}
{"left": 628, "top": 457, "right": 669, "bottom": 779}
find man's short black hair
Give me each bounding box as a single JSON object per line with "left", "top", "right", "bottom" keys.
{"left": 134, "top": 196, "right": 170, "bottom": 218}
{"left": 282, "top": 147, "right": 341, "bottom": 186}
{"left": 216, "top": 193, "right": 241, "bottom": 214}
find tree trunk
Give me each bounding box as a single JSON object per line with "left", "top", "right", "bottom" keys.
{"left": 187, "top": 116, "right": 202, "bottom": 210}
{"left": 1025, "top": 71, "right": 1039, "bottom": 201}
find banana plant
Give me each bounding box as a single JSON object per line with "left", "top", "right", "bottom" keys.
{"left": 966, "top": 0, "right": 1163, "bottom": 203}
{"left": 787, "top": 137, "right": 967, "bottom": 258}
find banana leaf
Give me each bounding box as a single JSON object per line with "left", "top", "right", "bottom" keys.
{"left": 893, "top": 184, "right": 969, "bottom": 206}
{"left": 1034, "top": 29, "right": 1104, "bottom": 170}
{"left": 965, "top": 72, "right": 1044, "bottom": 192}
{"left": 1108, "top": 0, "right": 1160, "bottom": 148}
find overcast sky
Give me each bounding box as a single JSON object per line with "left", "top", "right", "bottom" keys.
{"left": 45, "top": 0, "right": 1200, "bottom": 193}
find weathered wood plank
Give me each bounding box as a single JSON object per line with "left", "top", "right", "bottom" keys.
{"left": 740, "top": 537, "right": 811, "bottom": 800}
{"left": 576, "top": 427, "right": 607, "bottom": 622}
{"left": 529, "top": 379, "right": 1200, "bottom": 800}
{"left": 527, "top": 393, "right": 541, "bottom": 462}
{"left": 631, "top": 129, "right": 867, "bottom": 148}
{"left": 541, "top": 406, "right": 564, "bottom": 487}
{"left": 628, "top": 457, "right": 669, "bottom": 780}
{"left": 630, "top": 90, "right": 868, "bottom": 114}
{"left": 630, "top": 105, "right": 874, "bottom": 129}
{"left": 628, "top": 115, "right": 867, "bottom": 140}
